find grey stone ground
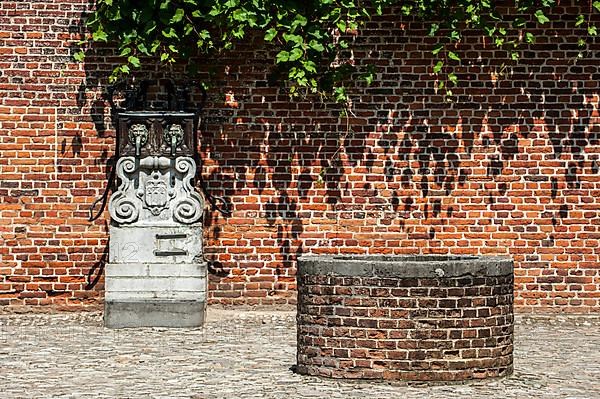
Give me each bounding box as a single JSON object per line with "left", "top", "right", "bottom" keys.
{"left": 0, "top": 308, "right": 598, "bottom": 399}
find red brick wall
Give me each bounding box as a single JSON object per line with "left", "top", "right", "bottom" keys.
{"left": 1, "top": 0, "right": 599, "bottom": 312}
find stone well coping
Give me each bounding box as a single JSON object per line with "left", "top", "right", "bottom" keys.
{"left": 297, "top": 255, "right": 513, "bottom": 278}
{"left": 119, "top": 111, "right": 196, "bottom": 117}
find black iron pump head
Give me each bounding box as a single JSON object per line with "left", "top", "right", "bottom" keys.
{"left": 107, "top": 79, "right": 203, "bottom": 161}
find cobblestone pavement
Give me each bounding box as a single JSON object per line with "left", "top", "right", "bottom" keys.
{"left": 0, "top": 309, "right": 598, "bottom": 398}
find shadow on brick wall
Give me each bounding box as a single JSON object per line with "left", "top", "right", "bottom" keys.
{"left": 75, "top": 4, "right": 600, "bottom": 308}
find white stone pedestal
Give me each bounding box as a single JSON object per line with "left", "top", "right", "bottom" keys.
{"left": 104, "top": 262, "right": 206, "bottom": 328}
{"left": 104, "top": 224, "right": 206, "bottom": 328}
{"left": 105, "top": 148, "right": 207, "bottom": 329}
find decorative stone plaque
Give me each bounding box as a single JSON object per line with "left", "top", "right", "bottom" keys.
{"left": 108, "top": 156, "right": 204, "bottom": 225}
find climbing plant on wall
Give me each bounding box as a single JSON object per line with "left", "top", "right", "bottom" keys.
{"left": 77, "top": 0, "right": 600, "bottom": 101}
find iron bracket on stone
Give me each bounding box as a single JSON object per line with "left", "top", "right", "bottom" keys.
{"left": 156, "top": 233, "right": 188, "bottom": 240}
{"left": 154, "top": 249, "right": 189, "bottom": 257}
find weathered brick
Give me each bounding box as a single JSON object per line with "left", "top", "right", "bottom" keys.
{"left": 297, "top": 270, "right": 514, "bottom": 381}
{"left": 0, "top": 0, "right": 599, "bottom": 312}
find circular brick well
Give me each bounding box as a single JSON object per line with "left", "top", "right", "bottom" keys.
{"left": 296, "top": 255, "right": 514, "bottom": 382}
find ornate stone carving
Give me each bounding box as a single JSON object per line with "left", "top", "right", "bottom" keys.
{"left": 108, "top": 156, "right": 204, "bottom": 225}
{"left": 109, "top": 157, "right": 142, "bottom": 224}
{"left": 128, "top": 124, "right": 149, "bottom": 144}
{"left": 140, "top": 171, "right": 175, "bottom": 216}
{"left": 173, "top": 157, "right": 204, "bottom": 224}
{"left": 117, "top": 112, "right": 196, "bottom": 158}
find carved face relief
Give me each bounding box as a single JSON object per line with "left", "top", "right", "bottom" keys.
{"left": 128, "top": 124, "right": 149, "bottom": 147}
{"left": 164, "top": 124, "right": 184, "bottom": 146}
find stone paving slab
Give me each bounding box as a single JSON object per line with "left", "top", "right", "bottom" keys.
{"left": 0, "top": 309, "right": 598, "bottom": 398}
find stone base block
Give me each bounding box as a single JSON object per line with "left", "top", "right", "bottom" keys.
{"left": 109, "top": 225, "right": 203, "bottom": 264}
{"left": 105, "top": 263, "right": 207, "bottom": 301}
{"left": 104, "top": 262, "right": 207, "bottom": 328}
{"left": 105, "top": 300, "right": 205, "bottom": 328}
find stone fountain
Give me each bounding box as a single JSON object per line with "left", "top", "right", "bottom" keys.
{"left": 104, "top": 83, "right": 206, "bottom": 328}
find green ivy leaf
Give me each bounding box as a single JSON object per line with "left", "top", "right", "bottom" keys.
{"left": 594, "top": 1, "right": 600, "bottom": 12}
{"left": 334, "top": 86, "right": 347, "bottom": 102}
{"left": 162, "top": 28, "right": 178, "bottom": 39}
{"left": 232, "top": 9, "right": 247, "bottom": 22}
{"left": 289, "top": 47, "right": 303, "bottom": 61}
{"left": 264, "top": 28, "right": 277, "bottom": 42}
{"left": 128, "top": 55, "right": 141, "bottom": 68}
{"left": 73, "top": 51, "right": 85, "bottom": 62}
{"left": 432, "top": 44, "right": 444, "bottom": 55}
{"left": 525, "top": 32, "right": 535, "bottom": 43}
{"left": 292, "top": 14, "right": 308, "bottom": 29}
{"left": 362, "top": 72, "right": 374, "bottom": 85}
{"left": 513, "top": 17, "right": 526, "bottom": 28}
{"left": 92, "top": 29, "right": 107, "bottom": 42}
{"left": 159, "top": 0, "right": 171, "bottom": 11}
{"left": 137, "top": 42, "right": 149, "bottom": 55}
{"left": 309, "top": 40, "right": 325, "bottom": 52}
{"left": 448, "top": 72, "right": 458, "bottom": 85}
{"left": 283, "top": 33, "right": 303, "bottom": 45}
{"left": 534, "top": 10, "right": 550, "bottom": 25}
{"left": 448, "top": 51, "right": 461, "bottom": 62}
{"left": 276, "top": 50, "right": 289, "bottom": 63}
{"left": 428, "top": 23, "right": 439, "bottom": 36}
{"left": 302, "top": 60, "right": 317, "bottom": 73}
{"left": 433, "top": 60, "right": 444, "bottom": 73}
{"left": 171, "top": 8, "right": 184, "bottom": 23}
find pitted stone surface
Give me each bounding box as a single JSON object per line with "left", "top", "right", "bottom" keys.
{"left": 109, "top": 226, "right": 203, "bottom": 264}
{"left": 0, "top": 310, "right": 598, "bottom": 398}
{"left": 105, "top": 263, "right": 207, "bottom": 302}
{"left": 298, "top": 255, "right": 513, "bottom": 278}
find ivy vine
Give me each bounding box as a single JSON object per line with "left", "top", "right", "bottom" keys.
{"left": 76, "top": 0, "right": 600, "bottom": 101}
